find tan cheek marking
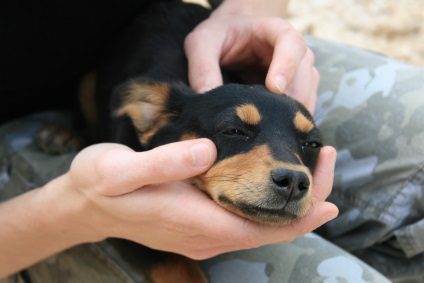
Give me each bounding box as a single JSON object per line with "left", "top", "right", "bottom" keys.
{"left": 236, "top": 104, "right": 261, "bottom": 125}
{"left": 197, "top": 144, "right": 313, "bottom": 224}
{"left": 180, "top": 133, "right": 200, "bottom": 141}
{"left": 294, "top": 111, "right": 314, "bottom": 133}
{"left": 198, "top": 145, "right": 269, "bottom": 195}
{"left": 201, "top": 145, "right": 312, "bottom": 198}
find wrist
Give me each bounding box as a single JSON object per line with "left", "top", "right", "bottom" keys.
{"left": 0, "top": 174, "right": 104, "bottom": 277}
{"left": 212, "top": 0, "right": 289, "bottom": 18}
{"left": 41, "top": 173, "right": 107, "bottom": 244}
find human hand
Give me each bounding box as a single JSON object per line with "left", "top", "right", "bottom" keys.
{"left": 185, "top": 12, "right": 319, "bottom": 114}
{"left": 64, "top": 140, "right": 337, "bottom": 259}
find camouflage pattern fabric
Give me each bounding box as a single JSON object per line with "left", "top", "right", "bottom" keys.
{"left": 3, "top": 34, "right": 423, "bottom": 282}
{"left": 307, "top": 35, "right": 424, "bottom": 283}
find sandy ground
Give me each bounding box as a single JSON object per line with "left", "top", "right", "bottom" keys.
{"left": 189, "top": 0, "right": 424, "bottom": 67}
{"left": 287, "top": 0, "right": 424, "bottom": 67}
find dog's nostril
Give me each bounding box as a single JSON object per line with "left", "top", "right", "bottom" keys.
{"left": 298, "top": 182, "right": 309, "bottom": 192}
{"left": 271, "top": 168, "right": 310, "bottom": 199}
{"left": 274, "top": 178, "right": 289, "bottom": 188}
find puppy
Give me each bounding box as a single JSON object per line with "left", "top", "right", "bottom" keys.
{"left": 37, "top": 1, "right": 322, "bottom": 282}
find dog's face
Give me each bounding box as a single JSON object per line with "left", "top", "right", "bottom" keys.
{"left": 114, "top": 81, "right": 322, "bottom": 225}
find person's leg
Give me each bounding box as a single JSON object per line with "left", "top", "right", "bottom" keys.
{"left": 308, "top": 35, "right": 424, "bottom": 282}
{"left": 200, "top": 233, "right": 390, "bottom": 283}
{"left": 0, "top": 110, "right": 392, "bottom": 283}
{"left": 200, "top": 36, "right": 424, "bottom": 283}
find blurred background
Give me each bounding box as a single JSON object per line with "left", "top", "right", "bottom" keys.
{"left": 287, "top": 0, "right": 424, "bottom": 67}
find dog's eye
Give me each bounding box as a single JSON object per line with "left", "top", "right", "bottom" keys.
{"left": 303, "top": 141, "right": 322, "bottom": 149}
{"left": 222, "top": 129, "right": 246, "bottom": 136}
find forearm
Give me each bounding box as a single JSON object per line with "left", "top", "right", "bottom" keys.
{"left": 0, "top": 174, "right": 101, "bottom": 278}
{"left": 213, "top": 0, "right": 290, "bottom": 17}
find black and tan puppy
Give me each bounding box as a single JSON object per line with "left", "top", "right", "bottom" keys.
{"left": 113, "top": 80, "right": 321, "bottom": 225}
{"left": 37, "top": 1, "right": 322, "bottom": 282}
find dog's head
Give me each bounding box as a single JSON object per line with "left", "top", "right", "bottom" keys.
{"left": 114, "top": 80, "right": 322, "bottom": 225}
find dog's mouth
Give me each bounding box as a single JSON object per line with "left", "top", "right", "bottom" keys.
{"left": 186, "top": 144, "right": 315, "bottom": 225}
{"left": 216, "top": 191, "right": 311, "bottom": 225}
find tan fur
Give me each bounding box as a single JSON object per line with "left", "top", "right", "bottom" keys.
{"left": 150, "top": 255, "right": 207, "bottom": 283}
{"left": 200, "top": 145, "right": 313, "bottom": 224}
{"left": 114, "top": 82, "right": 171, "bottom": 145}
{"left": 293, "top": 111, "right": 314, "bottom": 133}
{"left": 180, "top": 133, "right": 200, "bottom": 141}
{"left": 236, "top": 104, "right": 262, "bottom": 125}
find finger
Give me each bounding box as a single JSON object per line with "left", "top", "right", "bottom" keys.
{"left": 262, "top": 20, "right": 308, "bottom": 94}
{"left": 312, "top": 146, "right": 337, "bottom": 201}
{"left": 201, "top": 202, "right": 338, "bottom": 249}
{"left": 95, "top": 139, "right": 217, "bottom": 196}
{"left": 184, "top": 27, "right": 224, "bottom": 93}
{"left": 284, "top": 48, "right": 316, "bottom": 111}
{"left": 307, "top": 67, "right": 320, "bottom": 114}
{"left": 286, "top": 201, "right": 339, "bottom": 240}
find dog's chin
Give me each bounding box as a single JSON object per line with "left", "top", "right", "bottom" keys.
{"left": 216, "top": 194, "right": 311, "bottom": 225}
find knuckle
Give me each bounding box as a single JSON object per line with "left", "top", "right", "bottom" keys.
{"left": 93, "top": 148, "right": 126, "bottom": 192}
{"left": 184, "top": 25, "right": 209, "bottom": 50}
{"left": 281, "top": 58, "right": 298, "bottom": 79}
{"left": 285, "top": 28, "right": 307, "bottom": 50}
{"left": 94, "top": 148, "right": 118, "bottom": 177}
{"left": 184, "top": 31, "right": 196, "bottom": 49}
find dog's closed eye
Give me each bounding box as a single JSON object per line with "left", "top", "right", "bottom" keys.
{"left": 222, "top": 128, "right": 248, "bottom": 137}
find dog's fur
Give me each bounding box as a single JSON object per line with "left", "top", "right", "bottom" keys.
{"left": 37, "top": 1, "right": 322, "bottom": 282}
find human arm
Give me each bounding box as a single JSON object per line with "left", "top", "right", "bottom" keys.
{"left": 0, "top": 139, "right": 337, "bottom": 278}
{"left": 185, "top": 0, "right": 319, "bottom": 113}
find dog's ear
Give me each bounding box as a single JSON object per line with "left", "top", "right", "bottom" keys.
{"left": 113, "top": 80, "right": 194, "bottom": 146}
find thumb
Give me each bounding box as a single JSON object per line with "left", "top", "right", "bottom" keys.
{"left": 139, "top": 138, "right": 217, "bottom": 185}
{"left": 79, "top": 139, "right": 217, "bottom": 196}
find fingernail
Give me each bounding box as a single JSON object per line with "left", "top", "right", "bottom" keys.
{"left": 190, "top": 143, "right": 212, "bottom": 168}
{"left": 275, "top": 75, "right": 287, "bottom": 94}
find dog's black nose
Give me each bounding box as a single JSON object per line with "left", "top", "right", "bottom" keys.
{"left": 271, "top": 168, "right": 310, "bottom": 200}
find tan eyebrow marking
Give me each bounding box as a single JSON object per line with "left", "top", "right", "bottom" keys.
{"left": 294, "top": 111, "right": 314, "bottom": 133}
{"left": 236, "top": 104, "right": 261, "bottom": 125}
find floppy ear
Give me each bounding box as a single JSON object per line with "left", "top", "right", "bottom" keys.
{"left": 113, "top": 80, "right": 194, "bottom": 146}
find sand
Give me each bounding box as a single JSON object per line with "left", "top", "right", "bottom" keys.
{"left": 287, "top": 0, "right": 424, "bottom": 67}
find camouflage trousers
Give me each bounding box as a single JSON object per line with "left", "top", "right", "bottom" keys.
{"left": 309, "top": 35, "right": 424, "bottom": 283}
{"left": 2, "top": 35, "right": 424, "bottom": 282}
